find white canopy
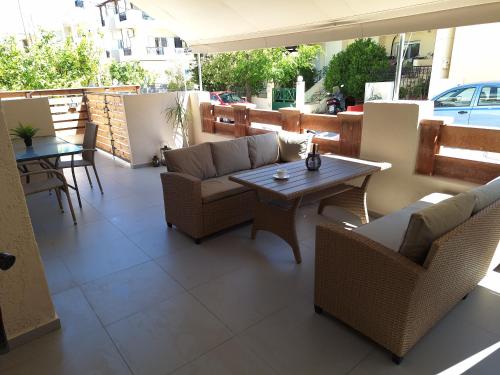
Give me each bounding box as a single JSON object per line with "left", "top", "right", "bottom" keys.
{"left": 133, "top": 0, "right": 500, "bottom": 52}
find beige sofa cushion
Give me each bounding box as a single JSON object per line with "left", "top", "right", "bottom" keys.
{"left": 201, "top": 176, "right": 250, "bottom": 203}
{"left": 399, "top": 192, "right": 476, "bottom": 264}
{"left": 164, "top": 143, "right": 216, "bottom": 180}
{"left": 471, "top": 176, "right": 500, "bottom": 214}
{"left": 211, "top": 138, "right": 252, "bottom": 176}
{"left": 247, "top": 132, "right": 279, "bottom": 168}
{"left": 353, "top": 193, "right": 453, "bottom": 251}
{"left": 278, "top": 131, "right": 312, "bottom": 162}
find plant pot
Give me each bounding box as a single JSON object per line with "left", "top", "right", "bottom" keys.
{"left": 24, "top": 138, "right": 33, "bottom": 147}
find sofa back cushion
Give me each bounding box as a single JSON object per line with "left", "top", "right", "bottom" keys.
{"left": 471, "top": 176, "right": 500, "bottom": 214}
{"left": 399, "top": 192, "right": 476, "bottom": 264}
{"left": 278, "top": 131, "right": 313, "bottom": 162}
{"left": 247, "top": 132, "right": 279, "bottom": 168}
{"left": 211, "top": 137, "right": 252, "bottom": 176}
{"left": 164, "top": 143, "right": 217, "bottom": 180}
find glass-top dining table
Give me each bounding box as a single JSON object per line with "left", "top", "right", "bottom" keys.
{"left": 13, "top": 136, "right": 84, "bottom": 207}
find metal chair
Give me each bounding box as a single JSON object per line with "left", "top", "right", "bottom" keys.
{"left": 18, "top": 161, "right": 77, "bottom": 225}
{"left": 55, "top": 123, "right": 104, "bottom": 206}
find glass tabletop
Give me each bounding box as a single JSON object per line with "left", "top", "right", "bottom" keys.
{"left": 13, "top": 136, "right": 83, "bottom": 162}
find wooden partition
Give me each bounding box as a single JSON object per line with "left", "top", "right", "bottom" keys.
{"left": 0, "top": 86, "right": 139, "bottom": 136}
{"left": 415, "top": 119, "right": 500, "bottom": 184}
{"left": 86, "top": 93, "right": 132, "bottom": 162}
{"left": 200, "top": 103, "right": 363, "bottom": 158}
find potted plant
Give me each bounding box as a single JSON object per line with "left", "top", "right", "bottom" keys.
{"left": 163, "top": 93, "right": 191, "bottom": 148}
{"left": 10, "top": 123, "right": 39, "bottom": 147}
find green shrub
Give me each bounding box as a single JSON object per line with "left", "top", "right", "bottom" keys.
{"left": 324, "top": 39, "right": 391, "bottom": 100}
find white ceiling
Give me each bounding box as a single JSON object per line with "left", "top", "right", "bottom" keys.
{"left": 133, "top": 0, "right": 500, "bottom": 52}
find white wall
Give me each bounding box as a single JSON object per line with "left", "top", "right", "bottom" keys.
{"left": 448, "top": 22, "right": 500, "bottom": 83}
{"left": 361, "top": 101, "right": 476, "bottom": 215}
{"left": 0, "top": 103, "right": 58, "bottom": 345}
{"left": 1, "top": 98, "right": 55, "bottom": 136}
{"left": 123, "top": 92, "right": 189, "bottom": 167}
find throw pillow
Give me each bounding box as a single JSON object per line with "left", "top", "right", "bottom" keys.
{"left": 278, "top": 131, "right": 313, "bottom": 162}
{"left": 399, "top": 192, "right": 476, "bottom": 264}
{"left": 247, "top": 132, "right": 279, "bottom": 168}
{"left": 210, "top": 137, "right": 252, "bottom": 176}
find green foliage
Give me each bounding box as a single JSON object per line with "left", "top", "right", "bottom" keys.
{"left": 324, "top": 39, "right": 390, "bottom": 100}
{"left": 0, "top": 30, "right": 101, "bottom": 90}
{"left": 109, "top": 61, "right": 156, "bottom": 86}
{"left": 192, "top": 45, "right": 322, "bottom": 97}
{"left": 165, "top": 67, "right": 195, "bottom": 91}
{"left": 163, "top": 93, "right": 191, "bottom": 147}
{"left": 10, "top": 123, "right": 39, "bottom": 140}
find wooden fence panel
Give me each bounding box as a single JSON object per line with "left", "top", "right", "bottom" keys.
{"left": 415, "top": 119, "right": 500, "bottom": 184}
{"left": 248, "top": 109, "right": 282, "bottom": 126}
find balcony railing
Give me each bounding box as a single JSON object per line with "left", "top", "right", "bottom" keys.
{"left": 119, "top": 12, "right": 127, "bottom": 21}
{"left": 146, "top": 47, "right": 165, "bottom": 55}
{"left": 200, "top": 103, "right": 363, "bottom": 157}
{"left": 123, "top": 47, "right": 132, "bottom": 56}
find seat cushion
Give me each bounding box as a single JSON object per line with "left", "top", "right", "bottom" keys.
{"left": 164, "top": 143, "right": 217, "bottom": 180}
{"left": 201, "top": 175, "right": 250, "bottom": 203}
{"left": 399, "top": 192, "right": 476, "bottom": 264}
{"left": 278, "top": 131, "right": 313, "bottom": 162}
{"left": 210, "top": 138, "right": 252, "bottom": 176}
{"left": 471, "top": 176, "right": 500, "bottom": 214}
{"left": 353, "top": 195, "right": 452, "bottom": 252}
{"left": 247, "top": 132, "right": 279, "bottom": 168}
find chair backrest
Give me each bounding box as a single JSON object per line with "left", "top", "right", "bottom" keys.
{"left": 82, "top": 122, "right": 98, "bottom": 162}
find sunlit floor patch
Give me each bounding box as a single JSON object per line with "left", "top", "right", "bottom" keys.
{"left": 437, "top": 341, "right": 500, "bottom": 375}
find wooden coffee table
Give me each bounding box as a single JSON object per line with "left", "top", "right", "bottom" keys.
{"left": 230, "top": 155, "right": 389, "bottom": 263}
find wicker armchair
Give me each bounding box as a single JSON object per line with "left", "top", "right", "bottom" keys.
{"left": 314, "top": 199, "right": 500, "bottom": 363}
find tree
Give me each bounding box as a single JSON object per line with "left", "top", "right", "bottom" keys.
{"left": 109, "top": 61, "right": 156, "bottom": 86}
{"left": 324, "top": 39, "right": 391, "bottom": 100}
{"left": 0, "top": 30, "right": 101, "bottom": 90}
{"left": 192, "top": 45, "right": 322, "bottom": 98}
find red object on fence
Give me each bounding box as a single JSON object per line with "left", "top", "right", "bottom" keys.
{"left": 347, "top": 104, "right": 364, "bottom": 112}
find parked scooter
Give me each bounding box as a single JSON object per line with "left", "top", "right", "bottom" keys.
{"left": 326, "top": 85, "right": 345, "bottom": 115}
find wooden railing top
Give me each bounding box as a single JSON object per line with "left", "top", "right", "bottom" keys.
{"left": 0, "top": 85, "right": 140, "bottom": 99}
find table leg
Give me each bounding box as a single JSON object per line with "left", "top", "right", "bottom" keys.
{"left": 251, "top": 194, "right": 303, "bottom": 264}
{"left": 318, "top": 175, "right": 372, "bottom": 224}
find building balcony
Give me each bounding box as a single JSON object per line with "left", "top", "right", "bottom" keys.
{"left": 146, "top": 47, "right": 165, "bottom": 56}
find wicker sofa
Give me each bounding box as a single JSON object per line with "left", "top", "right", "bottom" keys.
{"left": 161, "top": 132, "right": 312, "bottom": 243}
{"left": 314, "top": 178, "right": 500, "bottom": 363}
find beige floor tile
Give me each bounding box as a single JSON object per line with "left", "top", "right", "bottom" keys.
{"left": 240, "top": 300, "right": 375, "bottom": 375}
{"left": 172, "top": 338, "right": 277, "bottom": 375}
{"left": 82, "top": 261, "right": 184, "bottom": 325}
{"left": 106, "top": 293, "right": 232, "bottom": 375}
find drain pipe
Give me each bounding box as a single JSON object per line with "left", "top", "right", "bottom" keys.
{"left": 0, "top": 252, "right": 16, "bottom": 354}
{"left": 392, "top": 33, "right": 405, "bottom": 100}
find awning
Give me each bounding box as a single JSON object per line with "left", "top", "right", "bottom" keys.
{"left": 132, "top": 0, "right": 500, "bottom": 52}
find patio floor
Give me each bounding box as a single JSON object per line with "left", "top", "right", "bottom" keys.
{"left": 1, "top": 151, "right": 499, "bottom": 375}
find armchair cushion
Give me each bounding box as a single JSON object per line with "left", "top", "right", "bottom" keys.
{"left": 201, "top": 175, "right": 250, "bottom": 203}
{"left": 471, "top": 176, "right": 500, "bottom": 214}
{"left": 353, "top": 193, "right": 453, "bottom": 251}
{"left": 210, "top": 138, "right": 251, "bottom": 176}
{"left": 247, "top": 132, "right": 279, "bottom": 168}
{"left": 278, "top": 130, "right": 312, "bottom": 162}
{"left": 164, "top": 143, "right": 217, "bottom": 180}
{"left": 399, "top": 192, "right": 476, "bottom": 264}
